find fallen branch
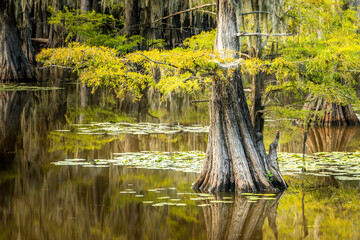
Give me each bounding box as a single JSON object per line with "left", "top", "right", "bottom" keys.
{"left": 153, "top": 3, "right": 217, "bottom": 23}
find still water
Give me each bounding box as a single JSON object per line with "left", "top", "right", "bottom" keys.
{"left": 0, "top": 72, "right": 359, "bottom": 239}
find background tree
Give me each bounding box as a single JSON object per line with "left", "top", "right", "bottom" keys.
{"left": 0, "top": 0, "right": 36, "bottom": 81}
{"left": 266, "top": 0, "right": 360, "bottom": 126}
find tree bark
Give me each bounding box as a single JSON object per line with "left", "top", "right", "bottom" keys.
{"left": 303, "top": 94, "right": 360, "bottom": 126}
{"left": 0, "top": 0, "right": 35, "bottom": 81}
{"left": 124, "top": 0, "right": 140, "bottom": 36}
{"left": 18, "top": 0, "right": 36, "bottom": 63}
{"left": 192, "top": 0, "right": 287, "bottom": 192}
{"left": 48, "top": 0, "right": 65, "bottom": 47}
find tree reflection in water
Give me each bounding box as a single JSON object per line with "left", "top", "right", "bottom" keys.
{"left": 201, "top": 192, "right": 284, "bottom": 240}
{"left": 304, "top": 126, "right": 359, "bottom": 153}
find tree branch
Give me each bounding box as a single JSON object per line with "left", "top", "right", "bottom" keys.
{"left": 191, "top": 99, "right": 209, "bottom": 103}
{"left": 237, "top": 32, "right": 293, "bottom": 37}
{"left": 198, "top": 10, "right": 216, "bottom": 16}
{"left": 37, "top": 65, "right": 75, "bottom": 70}
{"left": 152, "top": 3, "right": 217, "bottom": 23}
{"left": 241, "top": 11, "right": 271, "bottom": 16}
{"left": 31, "top": 38, "right": 49, "bottom": 43}
{"left": 137, "top": 54, "right": 195, "bottom": 74}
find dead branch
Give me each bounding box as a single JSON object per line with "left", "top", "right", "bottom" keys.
{"left": 241, "top": 11, "right": 271, "bottom": 16}
{"left": 152, "top": 3, "right": 217, "bottom": 23}
{"left": 237, "top": 32, "right": 293, "bottom": 37}
{"left": 191, "top": 99, "right": 209, "bottom": 103}
{"left": 198, "top": 10, "right": 216, "bottom": 16}
{"left": 31, "top": 38, "right": 49, "bottom": 43}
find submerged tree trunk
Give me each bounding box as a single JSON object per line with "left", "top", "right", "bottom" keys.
{"left": 193, "top": 0, "right": 287, "bottom": 192}
{"left": 303, "top": 94, "right": 360, "bottom": 126}
{"left": 0, "top": 0, "right": 35, "bottom": 81}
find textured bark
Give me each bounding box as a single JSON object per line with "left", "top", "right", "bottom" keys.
{"left": 138, "top": 0, "right": 216, "bottom": 48}
{"left": 18, "top": 0, "right": 36, "bottom": 63}
{"left": 303, "top": 94, "right": 360, "bottom": 126}
{"left": 124, "top": 0, "right": 140, "bottom": 36}
{"left": 193, "top": 0, "right": 287, "bottom": 192}
{"left": 48, "top": 0, "right": 65, "bottom": 47}
{"left": 0, "top": 0, "right": 35, "bottom": 81}
{"left": 250, "top": 72, "right": 264, "bottom": 133}
{"left": 80, "top": 0, "right": 91, "bottom": 12}
{"left": 201, "top": 192, "right": 283, "bottom": 240}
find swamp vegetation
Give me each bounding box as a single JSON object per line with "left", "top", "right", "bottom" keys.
{"left": 0, "top": 0, "right": 360, "bottom": 239}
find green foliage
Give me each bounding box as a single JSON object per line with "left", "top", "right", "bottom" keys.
{"left": 265, "top": 170, "right": 274, "bottom": 182}
{"left": 48, "top": 7, "right": 164, "bottom": 54}
{"left": 37, "top": 43, "right": 153, "bottom": 99}
{"left": 37, "top": 30, "right": 217, "bottom": 100}
{"left": 40, "top": 1, "right": 360, "bottom": 121}
{"left": 183, "top": 29, "right": 216, "bottom": 50}
{"left": 270, "top": 0, "right": 360, "bottom": 106}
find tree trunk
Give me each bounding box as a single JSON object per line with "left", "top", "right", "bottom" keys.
{"left": 250, "top": 72, "right": 265, "bottom": 133}
{"left": 124, "top": 0, "right": 140, "bottom": 36}
{"left": 18, "top": 0, "right": 35, "bottom": 63}
{"left": 192, "top": 0, "right": 287, "bottom": 192}
{"left": 80, "top": 0, "right": 91, "bottom": 12}
{"left": 0, "top": 0, "right": 35, "bottom": 81}
{"left": 303, "top": 94, "right": 360, "bottom": 126}
{"left": 48, "top": 0, "right": 65, "bottom": 47}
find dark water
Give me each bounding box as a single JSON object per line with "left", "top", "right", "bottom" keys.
{"left": 0, "top": 73, "right": 359, "bottom": 239}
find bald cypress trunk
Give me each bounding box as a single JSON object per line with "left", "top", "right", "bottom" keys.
{"left": 303, "top": 94, "right": 360, "bottom": 126}
{"left": 193, "top": 0, "right": 287, "bottom": 192}
{"left": 124, "top": 0, "right": 140, "bottom": 36}
{"left": 0, "top": 0, "right": 35, "bottom": 81}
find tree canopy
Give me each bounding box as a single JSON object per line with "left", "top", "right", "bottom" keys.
{"left": 37, "top": 0, "right": 360, "bottom": 122}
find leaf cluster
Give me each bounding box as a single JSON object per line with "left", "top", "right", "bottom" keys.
{"left": 271, "top": 0, "right": 360, "bottom": 106}
{"left": 48, "top": 7, "right": 164, "bottom": 54}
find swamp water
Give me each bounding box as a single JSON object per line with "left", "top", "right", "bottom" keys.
{"left": 0, "top": 74, "right": 359, "bottom": 239}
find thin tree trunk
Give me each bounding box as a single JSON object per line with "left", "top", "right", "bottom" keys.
{"left": 193, "top": 0, "right": 287, "bottom": 192}
{"left": 0, "top": 0, "right": 35, "bottom": 81}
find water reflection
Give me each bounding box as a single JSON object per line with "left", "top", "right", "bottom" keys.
{"left": 201, "top": 193, "right": 283, "bottom": 240}
{"left": 1, "top": 165, "right": 359, "bottom": 239}
{"left": 0, "top": 77, "right": 360, "bottom": 239}
{"left": 305, "top": 126, "right": 359, "bottom": 153}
